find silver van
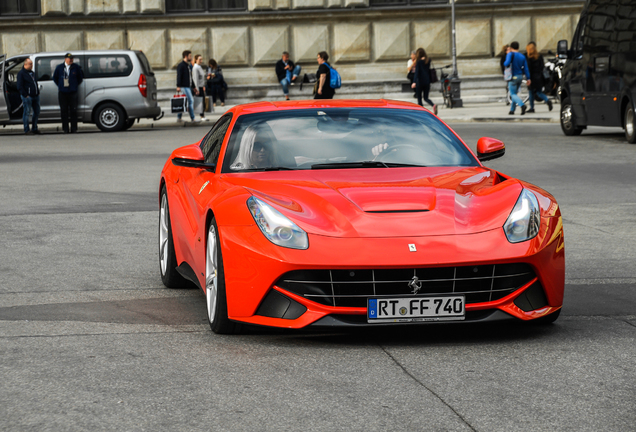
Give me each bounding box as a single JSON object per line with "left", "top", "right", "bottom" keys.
{"left": 1, "top": 50, "right": 163, "bottom": 132}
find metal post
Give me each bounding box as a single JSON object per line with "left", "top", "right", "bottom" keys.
{"left": 449, "top": 0, "right": 463, "bottom": 107}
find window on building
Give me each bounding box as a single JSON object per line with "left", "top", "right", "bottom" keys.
{"left": 0, "top": 0, "right": 39, "bottom": 15}
{"left": 166, "top": 0, "right": 246, "bottom": 12}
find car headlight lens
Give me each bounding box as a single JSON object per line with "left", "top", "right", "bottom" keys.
{"left": 247, "top": 196, "right": 308, "bottom": 250}
{"left": 503, "top": 189, "right": 540, "bottom": 243}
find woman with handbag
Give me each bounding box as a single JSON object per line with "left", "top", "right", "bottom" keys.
{"left": 525, "top": 42, "right": 553, "bottom": 113}
{"left": 411, "top": 48, "right": 437, "bottom": 115}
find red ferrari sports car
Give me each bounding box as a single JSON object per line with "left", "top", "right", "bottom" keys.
{"left": 159, "top": 100, "right": 564, "bottom": 333}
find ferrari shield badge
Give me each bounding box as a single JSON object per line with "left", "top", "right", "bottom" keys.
{"left": 199, "top": 181, "right": 210, "bottom": 195}
{"left": 408, "top": 244, "right": 417, "bottom": 252}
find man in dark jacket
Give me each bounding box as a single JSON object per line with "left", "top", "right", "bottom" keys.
{"left": 275, "top": 52, "right": 301, "bottom": 100}
{"left": 52, "top": 53, "right": 84, "bottom": 133}
{"left": 176, "top": 50, "right": 198, "bottom": 122}
{"left": 17, "top": 58, "right": 40, "bottom": 135}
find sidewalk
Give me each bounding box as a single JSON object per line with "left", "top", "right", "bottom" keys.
{"left": 0, "top": 100, "right": 559, "bottom": 134}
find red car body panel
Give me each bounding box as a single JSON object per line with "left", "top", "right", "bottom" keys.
{"left": 160, "top": 99, "right": 565, "bottom": 328}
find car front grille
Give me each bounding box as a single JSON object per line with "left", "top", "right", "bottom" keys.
{"left": 276, "top": 263, "right": 536, "bottom": 307}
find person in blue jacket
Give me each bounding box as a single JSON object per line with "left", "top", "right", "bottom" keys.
{"left": 504, "top": 41, "right": 531, "bottom": 115}
{"left": 16, "top": 58, "right": 41, "bottom": 135}
{"left": 52, "top": 53, "right": 84, "bottom": 133}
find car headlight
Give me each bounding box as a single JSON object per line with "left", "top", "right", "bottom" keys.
{"left": 503, "top": 189, "right": 540, "bottom": 243}
{"left": 247, "top": 196, "right": 308, "bottom": 250}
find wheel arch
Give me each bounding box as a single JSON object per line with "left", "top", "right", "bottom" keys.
{"left": 620, "top": 93, "right": 633, "bottom": 129}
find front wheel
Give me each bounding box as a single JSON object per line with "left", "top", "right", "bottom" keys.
{"left": 625, "top": 104, "right": 636, "bottom": 144}
{"left": 206, "top": 219, "right": 240, "bottom": 334}
{"left": 560, "top": 97, "right": 583, "bottom": 136}
{"left": 95, "top": 103, "right": 125, "bottom": 132}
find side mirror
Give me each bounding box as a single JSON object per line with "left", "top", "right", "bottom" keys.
{"left": 171, "top": 145, "right": 216, "bottom": 170}
{"left": 557, "top": 40, "right": 569, "bottom": 59}
{"left": 477, "top": 137, "right": 505, "bottom": 162}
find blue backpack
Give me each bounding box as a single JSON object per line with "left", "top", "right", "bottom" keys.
{"left": 325, "top": 63, "right": 341, "bottom": 89}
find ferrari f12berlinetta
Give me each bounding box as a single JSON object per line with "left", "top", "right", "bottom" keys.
{"left": 159, "top": 100, "right": 564, "bottom": 333}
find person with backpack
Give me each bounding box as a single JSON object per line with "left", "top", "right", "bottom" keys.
{"left": 504, "top": 41, "right": 531, "bottom": 115}
{"left": 525, "top": 41, "right": 553, "bottom": 113}
{"left": 411, "top": 47, "right": 437, "bottom": 115}
{"left": 315, "top": 51, "right": 336, "bottom": 99}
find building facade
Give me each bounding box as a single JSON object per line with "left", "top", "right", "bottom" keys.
{"left": 1, "top": 0, "right": 585, "bottom": 94}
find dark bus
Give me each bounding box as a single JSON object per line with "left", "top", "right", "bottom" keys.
{"left": 557, "top": 0, "right": 636, "bottom": 143}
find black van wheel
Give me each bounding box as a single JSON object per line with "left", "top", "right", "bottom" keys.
{"left": 95, "top": 103, "right": 125, "bottom": 132}
{"left": 625, "top": 105, "right": 636, "bottom": 144}
{"left": 560, "top": 97, "right": 583, "bottom": 136}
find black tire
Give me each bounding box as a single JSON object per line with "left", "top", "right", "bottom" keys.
{"left": 206, "top": 217, "right": 240, "bottom": 334}
{"left": 123, "top": 118, "right": 135, "bottom": 130}
{"left": 159, "top": 186, "right": 188, "bottom": 288}
{"left": 560, "top": 97, "right": 583, "bottom": 136}
{"left": 532, "top": 309, "right": 561, "bottom": 325}
{"left": 95, "top": 103, "right": 125, "bottom": 132}
{"left": 624, "top": 104, "right": 636, "bottom": 144}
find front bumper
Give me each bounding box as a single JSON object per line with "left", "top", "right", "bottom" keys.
{"left": 219, "top": 216, "right": 564, "bottom": 328}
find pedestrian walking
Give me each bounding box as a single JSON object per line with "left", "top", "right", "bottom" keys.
{"left": 192, "top": 54, "right": 209, "bottom": 121}
{"left": 525, "top": 42, "right": 553, "bottom": 113}
{"left": 407, "top": 51, "right": 417, "bottom": 98}
{"left": 275, "top": 52, "right": 301, "bottom": 101}
{"left": 504, "top": 41, "right": 531, "bottom": 115}
{"left": 52, "top": 53, "right": 83, "bottom": 133}
{"left": 314, "top": 51, "right": 335, "bottom": 100}
{"left": 176, "top": 50, "right": 199, "bottom": 123}
{"left": 411, "top": 48, "right": 437, "bottom": 115}
{"left": 16, "top": 58, "right": 40, "bottom": 135}
{"left": 207, "top": 59, "right": 226, "bottom": 107}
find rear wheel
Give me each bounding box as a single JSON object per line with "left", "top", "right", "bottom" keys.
{"left": 625, "top": 104, "right": 636, "bottom": 144}
{"left": 95, "top": 103, "right": 125, "bottom": 132}
{"left": 123, "top": 118, "right": 135, "bottom": 130}
{"left": 560, "top": 97, "right": 583, "bottom": 136}
{"left": 206, "top": 218, "right": 239, "bottom": 334}
{"left": 159, "top": 186, "right": 188, "bottom": 288}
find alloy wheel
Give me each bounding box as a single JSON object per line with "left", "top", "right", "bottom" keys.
{"left": 561, "top": 104, "right": 573, "bottom": 131}
{"left": 206, "top": 224, "right": 218, "bottom": 324}
{"left": 159, "top": 194, "right": 169, "bottom": 275}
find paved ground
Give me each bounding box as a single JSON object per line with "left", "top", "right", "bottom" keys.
{"left": 0, "top": 122, "right": 635, "bottom": 431}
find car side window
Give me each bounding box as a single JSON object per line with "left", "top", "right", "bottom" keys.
{"left": 36, "top": 56, "right": 64, "bottom": 81}
{"left": 201, "top": 115, "right": 232, "bottom": 166}
{"left": 85, "top": 55, "right": 133, "bottom": 78}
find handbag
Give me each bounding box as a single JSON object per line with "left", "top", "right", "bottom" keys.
{"left": 171, "top": 92, "right": 187, "bottom": 114}
{"left": 504, "top": 65, "right": 512, "bottom": 81}
{"left": 430, "top": 67, "right": 438, "bottom": 84}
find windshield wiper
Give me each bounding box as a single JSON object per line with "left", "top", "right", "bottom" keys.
{"left": 238, "top": 166, "right": 294, "bottom": 172}
{"left": 311, "top": 161, "right": 426, "bottom": 169}
{"left": 311, "top": 161, "right": 389, "bottom": 169}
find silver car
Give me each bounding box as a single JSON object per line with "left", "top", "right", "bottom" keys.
{"left": 1, "top": 50, "right": 163, "bottom": 132}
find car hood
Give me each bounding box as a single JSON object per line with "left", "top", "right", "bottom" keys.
{"left": 221, "top": 167, "right": 523, "bottom": 238}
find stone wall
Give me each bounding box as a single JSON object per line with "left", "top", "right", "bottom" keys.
{"left": 1, "top": 1, "right": 584, "bottom": 90}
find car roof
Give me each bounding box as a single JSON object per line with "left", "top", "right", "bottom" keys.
{"left": 6, "top": 50, "right": 138, "bottom": 60}
{"left": 227, "top": 99, "right": 429, "bottom": 116}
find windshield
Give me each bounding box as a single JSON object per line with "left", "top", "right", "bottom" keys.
{"left": 221, "top": 108, "right": 477, "bottom": 173}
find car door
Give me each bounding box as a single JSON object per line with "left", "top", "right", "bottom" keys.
{"left": 180, "top": 115, "right": 233, "bottom": 277}
{"left": 0, "top": 54, "right": 9, "bottom": 122}
{"left": 34, "top": 54, "right": 64, "bottom": 120}
{"left": 568, "top": 17, "right": 588, "bottom": 124}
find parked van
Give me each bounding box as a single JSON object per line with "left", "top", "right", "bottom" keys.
{"left": 1, "top": 50, "right": 163, "bottom": 132}
{"left": 557, "top": 0, "right": 636, "bottom": 143}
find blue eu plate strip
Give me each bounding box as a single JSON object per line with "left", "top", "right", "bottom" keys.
{"left": 368, "top": 299, "right": 377, "bottom": 319}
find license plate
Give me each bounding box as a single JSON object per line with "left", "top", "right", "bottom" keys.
{"left": 367, "top": 296, "right": 465, "bottom": 323}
